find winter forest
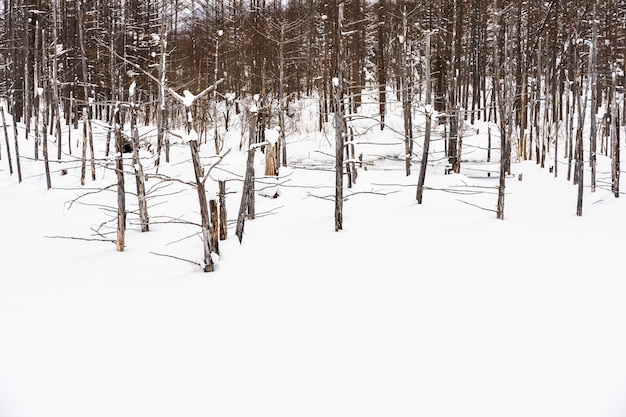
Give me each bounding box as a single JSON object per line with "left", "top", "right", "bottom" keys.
{"left": 1, "top": 0, "right": 626, "bottom": 267}
{"left": 3, "top": 1, "right": 626, "bottom": 416}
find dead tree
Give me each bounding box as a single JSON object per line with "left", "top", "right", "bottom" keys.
{"left": 114, "top": 105, "right": 126, "bottom": 252}
{"left": 400, "top": 7, "right": 413, "bottom": 176}
{"left": 1, "top": 107, "right": 13, "bottom": 175}
{"left": 189, "top": 139, "right": 214, "bottom": 272}
{"left": 611, "top": 65, "right": 620, "bottom": 198}
{"left": 589, "top": 6, "right": 598, "bottom": 191}
{"left": 333, "top": 2, "right": 347, "bottom": 231}
{"left": 494, "top": 10, "right": 509, "bottom": 220}
{"left": 129, "top": 81, "right": 149, "bottom": 232}
{"left": 416, "top": 31, "right": 432, "bottom": 204}
{"left": 219, "top": 180, "right": 227, "bottom": 240}
{"left": 11, "top": 103, "right": 22, "bottom": 183}
{"left": 236, "top": 144, "right": 257, "bottom": 243}
{"left": 77, "top": 0, "right": 95, "bottom": 182}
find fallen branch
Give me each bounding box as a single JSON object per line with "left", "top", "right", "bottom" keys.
{"left": 455, "top": 199, "right": 497, "bottom": 213}
{"left": 150, "top": 251, "right": 203, "bottom": 268}
{"left": 45, "top": 235, "right": 116, "bottom": 243}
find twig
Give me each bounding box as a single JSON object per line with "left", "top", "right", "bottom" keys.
{"left": 455, "top": 199, "right": 497, "bottom": 213}
{"left": 150, "top": 251, "right": 202, "bottom": 268}
{"left": 45, "top": 235, "right": 116, "bottom": 243}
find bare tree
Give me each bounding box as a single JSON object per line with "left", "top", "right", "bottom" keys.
{"left": 416, "top": 31, "right": 432, "bottom": 204}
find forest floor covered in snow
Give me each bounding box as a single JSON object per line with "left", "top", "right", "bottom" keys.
{"left": 1, "top": 99, "right": 626, "bottom": 417}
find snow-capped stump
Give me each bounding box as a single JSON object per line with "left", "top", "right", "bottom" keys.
{"left": 264, "top": 127, "right": 280, "bottom": 178}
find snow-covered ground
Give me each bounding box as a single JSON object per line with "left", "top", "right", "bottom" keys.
{"left": 1, "top": 96, "right": 626, "bottom": 417}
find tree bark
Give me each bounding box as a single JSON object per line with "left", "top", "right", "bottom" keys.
{"left": 333, "top": 2, "right": 346, "bottom": 231}
{"left": 219, "top": 180, "right": 227, "bottom": 241}
{"left": 189, "top": 139, "right": 214, "bottom": 272}
{"left": 114, "top": 106, "right": 126, "bottom": 252}
{"left": 416, "top": 32, "right": 432, "bottom": 204}
{"left": 1, "top": 107, "right": 14, "bottom": 175}
{"left": 236, "top": 146, "right": 256, "bottom": 243}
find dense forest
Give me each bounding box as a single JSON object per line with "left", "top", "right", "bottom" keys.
{"left": 1, "top": 0, "right": 625, "bottom": 268}
{"left": 3, "top": 0, "right": 624, "bottom": 146}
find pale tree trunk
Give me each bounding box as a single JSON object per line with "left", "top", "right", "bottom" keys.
{"left": 77, "top": 0, "right": 95, "bottom": 182}
{"left": 278, "top": 22, "right": 287, "bottom": 167}
{"left": 213, "top": 30, "right": 222, "bottom": 154}
{"left": 23, "top": 6, "right": 30, "bottom": 144}
{"left": 611, "top": 66, "right": 620, "bottom": 198}
{"left": 114, "top": 106, "right": 126, "bottom": 252}
{"left": 416, "top": 31, "right": 432, "bottom": 204}
{"left": 81, "top": 108, "right": 87, "bottom": 186}
{"left": 33, "top": 16, "right": 40, "bottom": 161}
{"left": 155, "top": 0, "right": 168, "bottom": 167}
{"left": 130, "top": 84, "right": 150, "bottom": 232}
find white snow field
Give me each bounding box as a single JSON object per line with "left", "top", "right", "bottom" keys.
{"left": 1, "top": 94, "right": 626, "bottom": 417}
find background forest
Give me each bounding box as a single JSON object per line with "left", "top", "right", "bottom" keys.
{"left": 2, "top": 0, "right": 625, "bottom": 160}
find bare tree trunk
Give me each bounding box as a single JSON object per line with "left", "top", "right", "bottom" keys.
{"left": 589, "top": 6, "right": 598, "bottom": 191}
{"left": 218, "top": 180, "right": 227, "bottom": 240}
{"left": 611, "top": 67, "right": 620, "bottom": 198}
{"left": 81, "top": 109, "right": 87, "bottom": 186}
{"left": 213, "top": 30, "right": 222, "bottom": 154}
{"left": 23, "top": 5, "right": 31, "bottom": 144}
{"left": 209, "top": 199, "right": 219, "bottom": 255}
{"left": 278, "top": 22, "right": 287, "bottom": 167}
{"left": 400, "top": 6, "right": 412, "bottom": 176}
{"left": 51, "top": 4, "right": 62, "bottom": 161}
{"left": 377, "top": 0, "right": 386, "bottom": 130}
{"left": 416, "top": 32, "right": 432, "bottom": 204}
{"left": 33, "top": 16, "right": 40, "bottom": 161}
{"left": 130, "top": 86, "right": 150, "bottom": 232}
{"left": 77, "top": 0, "right": 95, "bottom": 182}
{"left": 114, "top": 106, "right": 126, "bottom": 252}
{"left": 236, "top": 145, "right": 256, "bottom": 243}
{"left": 1, "top": 107, "right": 14, "bottom": 175}
{"left": 189, "top": 139, "right": 214, "bottom": 272}
{"left": 155, "top": 4, "right": 168, "bottom": 167}
{"left": 494, "top": 7, "right": 507, "bottom": 220}
{"left": 333, "top": 2, "right": 346, "bottom": 231}
{"left": 11, "top": 100, "right": 22, "bottom": 183}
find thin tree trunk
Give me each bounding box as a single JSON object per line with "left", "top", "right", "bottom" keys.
{"left": 589, "top": 6, "right": 598, "bottom": 191}
{"left": 1, "top": 107, "right": 14, "bottom": 175}
{"left": 236, "top": 145, "right": 256, "bottom": 243}
{"left": 11, "top": 101, "right": 22, "bottom": 183}
{"left": 130, "top": 89, "right": 150, "bottom": 232}
{"left": 416, "top": 32, "right": 432, "bottom": 204}
{"left": 81, "top": 109, "right": 87, "bottom": 186}
{"left": 51, "top": 3, "right": 62, "bottom": 160}
{"left": 209, "top": 199, "right": 219, "bottom": 256}
{"left": 334, "top": 3, "right": 345, "bottom": 231}
{"left": 401, "top": 7, "right": 412, "bottom": 176}
{"left": 114, "top": 106, "right": 126, "bottom": 252}
{"left": 33, "top": 16, "right": 40, "bottom": 161}
{"left": 189, "top": 139, "right": 214, "bottom": 272}
{"left": 219, "top": 180, "right": 227, "bottom": 240}
{"left": 611, "top": 67, "right": 620, "bottom": 197}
